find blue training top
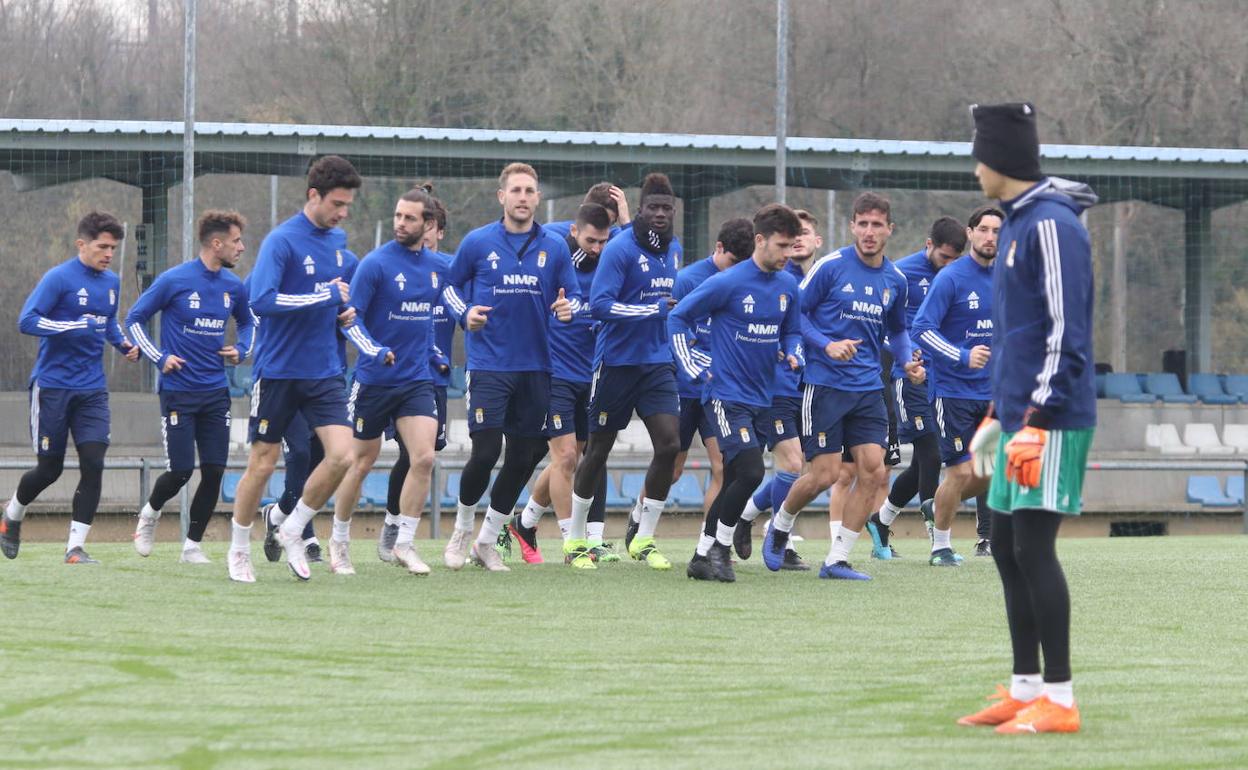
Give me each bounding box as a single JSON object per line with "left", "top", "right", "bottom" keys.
{"left": 912, "top": 254, "right": 994, "bottom": 400}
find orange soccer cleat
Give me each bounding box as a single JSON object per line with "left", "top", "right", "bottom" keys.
{"left": 995, "top": 696, "right": 1081, "bottom": 734}
{"left": 956, "top": 684, "right": 1036, "bottom": 727}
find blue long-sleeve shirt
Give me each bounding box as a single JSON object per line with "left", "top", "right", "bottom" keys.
{"left": 125, "top": 259, "right": 254, "bottom": 392}
{"left": 590, "top": 222, "right": 682, "bottom": 366}
{"left": 20, "top": 257, "right": 129, "bottom": 390}
{"left": 430, "top": 250, "right": 455, "bottom": 388}
{"left": 669, "top": 259, "right": 803, "bottom": 408}
{"left": 671, "top": 256, "right": 722, "bottom": 398}
{"left": 344, "top": 240, "right": 447, "bottom": 386}
{"left": 992, "top": 177, "right": 1098, "bottom": 432}
{"left": 911, "top": 255, "right": 993, "bottom": 400}
{"left": 247, "top": 212, "right": 355, "bottom": 380}
{"left": 799, "top": 245, "right": 911, "bottom": 392}
{"left": 549, "top": 236, "right": 598, "bottom": 383}
{"left": 441, "top": 220, "right": 580, "bottom": 373}
{"left": 890, "top": 248, "right": 943, "bottom": 379}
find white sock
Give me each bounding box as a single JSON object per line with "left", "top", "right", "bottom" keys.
{"left": 569, "top": 493, "right": 592, "bottom": 542}
{"left": 629, "top": 497, "right": 643, "bottom": 524}
{"left": 696, "top": 532, "right": 715, "bottom": 556}
{"left": 773, "top": 506, "right": 797, "bottom": 533}
{"left": 829, "top": 519, "right": 841, "bottom": 539}
{"left": 1044, "top": 680, "right": 1075, "bottom": 708}
{"left": 476, "top": 507, "right": 511, "bottom": 546}
{"left": 268, "top": 506, "right": 288, "bottom": 527}
{"left": 825, "top": 525, "right": 860, "bottom": 565}
{"left": 182, "top": 537, "right": 199, "bottom": 551}
{"left": 878, "top": 499, "right": 901, "bottom": 526}
{"left": 140, "top": 502, "right": 161, "bottom": 520}
{"left": 6, "top": 495, "right": 27, "bottom": 522}
{"left": 455, "top": 500, "right": 477, "bottom": 532}
{"left": 637, "top": 497, "right": 665, "bottom": 538}
{"left": 384, "top": 511, "right": 400, "bottom": 526}
{"left": 520, "top": 497, "right": 551, "bottom": 529}
{"left": 396, "top": 514, "right": 419, "bottom": 546}
{"left": 932, "top": 527, "right": 952, "bottom": 551}
{"left": 230, "top": 521, "right": 251, "bottom": 552}
{"left": 1010, "top": 674, "right": 1044, "bottom": 702}
{"left": 279, "top": 498, "right": 317, "bottom": 539}
{"left": 715, "top": 521, "right": 735, "bottom": 548}
{"left": 331, "top": 517, "right": 351, "bottom": 543}
{"left": 557, "top": 517, "right": 571, "bottom": 540}
{"left": 66, "top": 521, "right": 90, "bottom": 551}
{"left": 740, "top": 497, "right": 765, "bottom": 523}
{"left": 586, "top": 521, "right": 605, "bottom": 543}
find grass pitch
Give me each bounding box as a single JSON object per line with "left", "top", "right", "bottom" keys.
{"left": 1, "top": 534, "right": 1247, "bottom": 769}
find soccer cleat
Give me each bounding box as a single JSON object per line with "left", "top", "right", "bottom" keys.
{"left": 780, "top": 548, "right": 811, "bottom": 571}
{"left": 957, "top": 684, "right": 1035, "bottom": 727}
{"left": 975, "top": 539, "right": 992, "bottom": 557}
{"left": 930, "top": 547, "right": 962, "bottom": 567}
{"left": 133, "top": 513, "right": 158, "bottom": 557}
{"left": 0, "top": 514, "right": 22, "bottom": 559}
{"left": 732, "top": 517, "right": 754, "bottom": 560}
{"left": 179, "top": 546, "right": 211, "bottom": 564}
{"left": 818, "top": 560, "right": 871, "bottom": 580}
{"left": 509, "top": 522, "right": 544, "bottom": 564}
{"left": 589, "top": 540, "right": 621, "bottom": 563}
{"left": 686, "top": 552, "right": 716, "bottom": 581}
{"left": 920, "top": 499, "right": 935, "bottom": 545}
{"left": 495, "top": 525, "right": 513, "bottom": 561}
{"left": 64, "top": 546, "right": 99, "bottom": 565}
{"left": 761, "top": 522, "right": 789, "bottom": 572}
{"left": 995, "top": 696, "right": 1081, "bottom": 734}
{"left": 443, "top": 528, "right": 472, "bottom": 570}
{"left": 392, "top": 543, "right": 431, "bottom": 575}
{"left": 866, "top": 513, "right": 896, "bottom": 560}
{"left": 623, "top": 514, "right": 640, "bottom": 552}
{"left": 227, "top": 549, "right": 256, "bottom": 582}
{"left": 305, "top": 541, "right": 324, "bottom": 563}
{"left": 707, "top": 542, "right": 736, "bottom": 583}
{"left": 562, "top": 539, "right": 597, "bottom": 570}
{"left": 276, "top": 529, "right": 311, "bottom": 581}
{"left": 471, "top": 541, "right": 511, "bottom": 572}
{"left": 328, "top": 539, "right": 355, "bottom": 575}
{"left": 261, "top": 504, "right": 282, "bottom": 562}
{"left": 377, "top": 522, "right": 399, "bottom": 562}
{"left": 627, "top": 536, "right": 672, "bottom": 570}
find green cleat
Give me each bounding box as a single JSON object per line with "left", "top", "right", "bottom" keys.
{"left": 930, "top": 547, "right": 962, "bottom": 567}
{"left": 588, "top": 539, "right": 621, "bottom": 563}
{"left": 628, "top": 536, "right": 672, "bottom": 570}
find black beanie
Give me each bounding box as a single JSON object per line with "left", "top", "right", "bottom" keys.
{"left": 970, "top": 102, "right": 1043, "bottom": 182}
{"left": 640, "top": 172, "right": 674, "bottom": 199}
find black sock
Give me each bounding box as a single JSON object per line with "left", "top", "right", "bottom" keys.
{"left": 187, "top": 465, "right": 225, "bottom": 542}
{"left": 16, "top": 453, "right": 65, "bottom": 506}
{"left": 990, "top": 511, "right": 1042, "bottom": 676}
{"left": 460, "top": 429, "right": 504, "bottom": 506}
{"left": 71, "top": 442, "right": 107, "bottom": 526}
{"left": 388, "top": 438, "right": 410, "bottom": 516}
{"left": 1012, "top": 509, "right": 1071, "bottom": 683}
{"left": 148, "top": 469, "right": 193, "bottom": 511}
{"left": 975, "top": 495, "right": 991, "bottom": 540}
{"left": 487, "top": 435, "right": 546, "bottom": 514}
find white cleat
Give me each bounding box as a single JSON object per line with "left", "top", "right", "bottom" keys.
{"left": 444, "top": 528, "right": 472, "bottom": 570}
{"left": 180, "top": 545, "right": 211, "bottom": 564}
{"left": 377, "top": 523, "right": 398, "bottom": 562}
{"left": 471, "top": 541, "right": 510, "bottom": 572}
{"left": 227, "top": 549, "right": 256, "bottom": 582}
{"left": 133, "top": 514, "right": 158, "bottom": 557}
{"left": 276, "top": 527, "right": 311, "bottom": 581}
{"left": 392, "top": 543, "right": 431, "bottom": 575}
{"left": 328, "top": 539, "right": 355, "bottom": 575}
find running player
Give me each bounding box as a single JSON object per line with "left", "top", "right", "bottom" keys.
{"left": 958, "top": 102, "right": 1095, "bottom": 733}
{"left": 127, "top": 210, "right": 254, "bottom": 563}
{"left": 670, "top": 204, "right": 804, "bottom": 582}
{"left": 2, "top": 211, "right": 139, "bottom": 563}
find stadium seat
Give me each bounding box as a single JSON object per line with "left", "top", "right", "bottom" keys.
{"left": 669, "top": 474, "right": 705, "bottom": 508}
{"left": 1183, "top": 423, "right": 1236, "bottom": 455}
{"left": 619, "top": 472, "right": 646, "bottom": 504}
{"left": 229, "top": 417, "right": 249, "bottom": 452}
{"left": 1227, "top": 475, "right": 1245, "bottom": 504}
{"left": 1144, "top": 423, "right": 1197, "bottom": 455}
{"left": 448, "top": 366, "right": 467, "bottom": 399}
{"left": 362, "top": 472, "right": 389, "bottom": 506}
{"left": 1095, "top": 372, "right": 1107, "bottom": 398}
{"left": 439, "top": 472, "right": 461, "bottom": 508}
{"left": 1185, "top": 475, "right": 1237, "bottom": 507}
{"left": 228, "top": 364, "right": 253, "bottom": 396}
{"left": 1223, "top": 424, "right": 1248, "bottom": 454}
{"left": 1188, "top": 373, "right": 1239, "bottom": 405}
{"left": 220, "top": 471, "right": 243, "bottom": 503}
{"left": 1143, "top": 373, "right": 1198, "bottom": 404}
{"left": 445, "top": 419, "right": 470, "bottom": 453}
{"left": 1103, "top": 373, "right": 1155, "bottom": 403}
{"left": 808, "top": 487, "right": 831, "bottom": 509}
{"left": 1223, "top": 375, "right": 1248, "bottom": 402}
{"left": 262, "top": 471, "right": 285, "bottom": 505}
{"left": 605, "top": 474, "right": 633, "bottom": 507}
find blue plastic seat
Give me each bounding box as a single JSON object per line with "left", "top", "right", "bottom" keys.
{"left": 605, "top": 474, "right": 632, "bottom": 507}
{"left": 362, "top": 472, "right": 389, "bottom": 506}
{"left": 262, "top": 471, "right": 285, "bottom": 506}
{"left": 1103, "top": 373, "right": 1155, "bottom": 403}
{"left": 1188, "top": 373, "right": 1238, "bottom": 405}
{"left": 1186, "top": 475, "right": 1236, "bottom": 507}
{"left": 439, "top": 472, "right": 461, "bottom": 508}
{"left": 1221, "top": 375, "right": 1248, "bottom": 403}
{"left": 669, "top": 474, "right": 705, "bottom": 507}
{"left": 220, "top": 471, "right": 243, "bottom": 503}
{"left": 619, "top": 472, "right": 646, "bottom": 505}
{"left": 448, "top": 366, "right": 467, "bottom": 399}
{"left": 1095, "top": 372, "right": 1107, "bottom": 398}
{"left": 1143, "top": 373, "right": 1197, "bottom": 404}
{"left": 1227, "top": 475, "right": 1245, "bottom": 505}
{"left": 806, "top": 488, "right": 831, "bottom": 509}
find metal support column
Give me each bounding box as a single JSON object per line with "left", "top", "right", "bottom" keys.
{"left": 1183, "top": 182, "right": 1213, "bottom": 373}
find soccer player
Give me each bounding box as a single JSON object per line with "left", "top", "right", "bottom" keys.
{"left": 670, "top": 204, "right": 804, "bottom": 582}
{"left": 763, "top": 192, "right": 924, "bottom": 580}
{"left": 569, "top": 172, "right": 683, "bottom": 570}
{"left": 543, "top": 181, "right": 631, "bottom": 240}
{"left": 227, "top": 155, "right": 362, "bottom": 583}
{"left": 956, "top": 102, "right": 1096, "bottom": 734}
{"left": 440, "top": 162, "right": 578, "bottom": 572}
{"left": 965, "top": 207, "right": 1005, "bottom": 556}
{"left": 736, "top": 208, "right": 823, "bottom": 571}
{"left": 911, "top": 207, "right": 1001, "bottom": 565}
{"left": 126, "top": 210, "right": 254, "bottom": 563}
{"left": 866, "top": 217, "right": 966, "bottom": 560}
{"left": 328, "top": 186, "right": 447, "bottom": 575}
{"left": 510, "top": 202, "right": 614, "bottom": 566}
{"left": 2, "top": 211, "right": 139, "bottom": 563}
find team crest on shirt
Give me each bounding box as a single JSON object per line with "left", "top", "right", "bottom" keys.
{"left": 1006, "top": 240, "right": 1017, "bottom": 268}
{"left": 537, "top": 250, "right": 547, "bottom": 268}
{"left": 356, "top": 418, "right": 365, "bottom": 432}
{"left": 818, "top": 432, "right": 827, "bottom": 448}
{"left": 258, "top": 419, "right": 269, "bottom": 435}
{"left": 881, "top": 288, "right": 891, "bottom": 306}
{"left": 223, "top": 292, "right": 231, "bottom": 308}
{"left": 41, "top": 436, "right": 49, "bottom": 451}
{"left": 475, "top": 408, "right": 485, "bottom": 423}
{"left": 739, "top": 427, "right": 750, "bottom": 443}
{"left": 170, "top": 411, "right": 179, "bottom": 426}
{"left": 552, "top": 414, "right": 563, "bottom": 430}
{"left": 431, "top": 272, "right": 439, "bottom": 289}
{"left": 774, "top": 420, "right": 784, "bottom": 435}
{"left": 915, "top": 416, "right": 925, "bottom": 431}
{"left": 599, "top": 411, "right": 609, "bottom": 426}
{"left": 336, "top": 250, "right": 344, "bottom": 267}
{"left": 303, "top": 256, "right": 315, "bottom": 275}
{"left": 109, "top": 289, "right": 116, "bottom": 306}
{"left": 954, "top": 437, "right": 964, "bottom": 453}
{"left": 779, "top": 294, "right": 788, "bottom": 312}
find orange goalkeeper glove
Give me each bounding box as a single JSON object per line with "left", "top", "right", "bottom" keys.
{"left": 1005, "top": 426, "right": 1047, "bottom": 488}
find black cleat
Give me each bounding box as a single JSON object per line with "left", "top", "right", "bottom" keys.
{"left": 780, "top": 548, "right": 811, "bottom": 571}
{"left": 64, "top": 546, "right": 99, "bottom": 564}
{"left": 0, "top": 514, "right": 21, "bottom": 559}
{"left": 974, "top": 539, "right": 992, "bottom": 557}
{"left": 624, "top": 514, "right": 640, "bottom": 552}
{"left": 733, "top": 518, "right": 754, "bottom": 560}
{"left": 686, "top": 552, "right": 717, "bottom": 581}
{"left": 261, "top": 505, "right": 281, "bottom": 563}
{"left": 707, "top": 543, "right": 736, "bottom": 583}
{"left": 510, "top": 521, "right": 539, "bottom": 555}
{"left": 305, "top": 541, "right": 324, "bottom": 563}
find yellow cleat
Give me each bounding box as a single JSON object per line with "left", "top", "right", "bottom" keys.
{"left": 628, "top": 536, "right": 672, "bottom": 570}
{"left": 563, "top": 539, "right": 597, "bottom": 570}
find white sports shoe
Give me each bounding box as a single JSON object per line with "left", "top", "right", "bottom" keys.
{"left": 444, "top": 528, "right": 472, "bottom": 570}
{"left": 133, "top": 513, "right": 158, "bottom": 557}
{"left": 393, "top": 543, "right": 431, "bottom": 575}
{"left": 328, "top": 538, "right": 355, "bottom": 575}
{"left": 276, "top": 527, "right": 311, "bottom": 581}
{"left": 471, "top": 541, "right": 510, "bottom": 572}
{"left": 227, "top": 549, "right": 255, "bottom": 582}
{"left": 180, "top": 545, "right": 211, "bottom": 564}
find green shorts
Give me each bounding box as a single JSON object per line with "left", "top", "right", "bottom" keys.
{"left": 987, "top": 427, "right": 1095, "bottom": 516}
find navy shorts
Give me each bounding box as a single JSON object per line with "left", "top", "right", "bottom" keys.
{"left": 348, "top": 380, "right": 438, "bottom": 441}
{"left": 934, "top": 396, "right": 992, "bottom": 466}
{"left": 707, "top": 399, "right": 769, "bottom": 465}
{"left": 465, "top": 370, "right": 550, "bottom": 437}
{"left": 159, "top": 388, "right": 231, "bottom": 470}
{"left": 30, "top": 385, "right": 110, "bottom": 456}
{"left": 800, "top": 384, "right": 888, "bottom": 461}
{"left": 548, "top": 378, "right": 591, "bottom": 441}
{"left": 588, "top": 364, "right": 680, "bottom": 433}
{"left": 760, "top": 395, "right": 802, "bottom": 451}
{"left": 893, "top": 377, "right": 935, "bottom": 444}
{"left": 678, "top": 396, "right": 717, "bottom": 451}
{"left": 385, "top": 386, "right": 448, "bottom": 452}
{"left": 249, "top": 376, "right": 350, "bottom": 444}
